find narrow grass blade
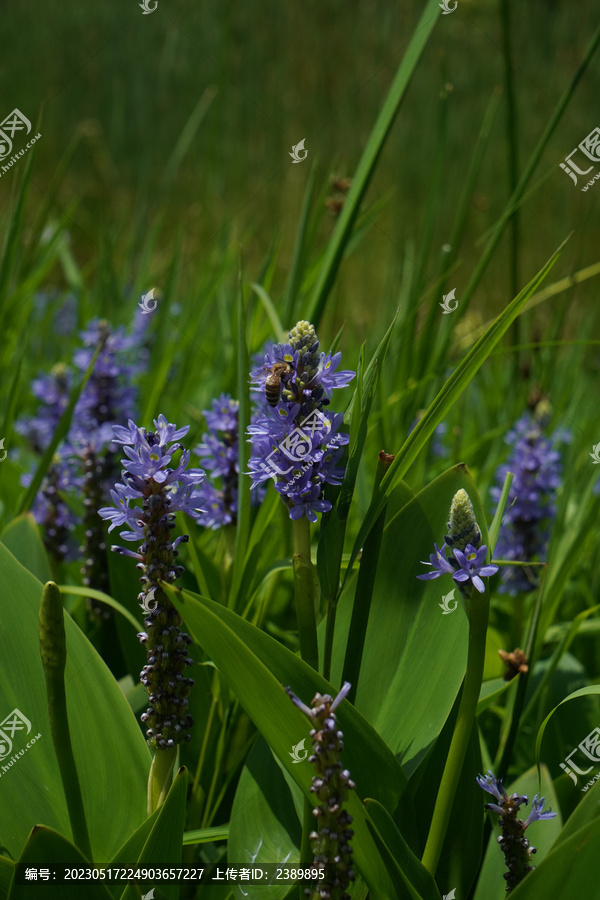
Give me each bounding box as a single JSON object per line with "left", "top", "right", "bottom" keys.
{"left": 306, "top": 0, "right": 441, "bottom": 327}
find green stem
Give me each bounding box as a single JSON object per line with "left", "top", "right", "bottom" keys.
{"left": 292, "top": 516, "right": 320, "bottom": 670}
{"left": 322, "top": 598, "right": 337, "bottom": 682}
{"left": 39, "top": 582, "right": 93, "bottom": 862}
{"left": 148, "top": 746, "right": 177, "bottom": 815}
{"left": 421, "top": 590, "right": 489, "bottom": 875}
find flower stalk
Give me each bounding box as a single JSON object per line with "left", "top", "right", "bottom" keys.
{"left": 420, "top": 489, "right": 493, "bottom": 875}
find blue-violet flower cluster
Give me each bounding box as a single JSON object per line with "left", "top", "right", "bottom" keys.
{"left": 248, "top": 320, "right": 355, "bottom": 523}
{"left": 477, "top": 769, "right": 556, "bottom": 892}
{"left": 490, "top": 413, "right": 570, "bottom": 594}
{"left": 99, "top": 415, "right": 205, "bottom": 749}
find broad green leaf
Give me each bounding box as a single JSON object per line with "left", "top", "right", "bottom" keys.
{"left": 8, "top": 826, "right": 113, "bottom": 899}
{"left": 228, "top": 738, "right": 301, "bottom": 900}
{"left": 364, "top": 800, "right": 440, "bottom": 900}
{"left": 0, "top": 858, "right": 14, "bottom": 899}
{"left": 162, "top": 582, "right": 404, "bottom": 899}
{"left": 508, "top": 816, "right": 600, "bottom": 899}
{"left": 330, "top": 465, "right": 489, "bottom": 775}
{"left": 0, "top": 514, "right": 51, "bottom": 584}
{"left": 119, "top": 768, "right": 188, "bottom": 900}
{"left": 0, "top": 543, "right": 149, "bottom": 861}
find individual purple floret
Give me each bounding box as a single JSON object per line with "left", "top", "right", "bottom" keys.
{"left": 477, "top": 769, "right": 556, "bottom": 892}
{"left": 99, "top": 415, "right": 205, "bottom": 750}
{"left": 417, "top": 489, "right": 499, "bottom": 597}
{"left": 491, "top": 413, "right": 570, "bottom": 595}
{"left": 247, "top": 320, "right": 355, "bottom": 523}
{"left": 194, "top": 394, "right": 263, "bottom": 529}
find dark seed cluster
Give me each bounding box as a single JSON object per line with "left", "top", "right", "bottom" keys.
{"left": 136, "top": 483, "right": 194, "bottom": 750}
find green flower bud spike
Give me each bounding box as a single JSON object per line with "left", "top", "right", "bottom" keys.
{"left": 39, "top": 581, "right": 93, "bottom": 862}
{"left": 445, "top": 488, "right": 481, "bottom": 553}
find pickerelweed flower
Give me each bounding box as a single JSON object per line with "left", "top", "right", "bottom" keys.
{"left": 248, "top": 320, "right": 355, "bottom": 523}
{"left": 417, "top": 489, "right": 499, "bottom": 596}
{"left": 491, "top": 412, "right": 570, "bottom": 595}
{"left": 194, "top": 394, "right": 264, "bottom": 529}
{"left": 286, "top": 682, "right": 355, "bottom": 900}
{"left": 477, "top": 769, "right": 556, "bottom": 892}
{"left": 99, "top": 415, "right": 206, "bottom": 750}
{"left": 21, "top": 456, "right": 81, "bottom": 563}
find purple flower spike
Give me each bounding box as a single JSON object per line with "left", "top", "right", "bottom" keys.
{"left": 476, "top": 770, "right": 556, "bottom": 891}
{"left": 99, "top": 416, "right": 205, "bottom": 751}
{"left": 247, "top": 320, "right": 355, "bottom": 523}
{"left": 491, "top": 411, "right": 570, "bottom": 594}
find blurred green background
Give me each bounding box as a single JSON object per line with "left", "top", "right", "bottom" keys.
{"left": 2, "top": 0, "right": 599, "bottom": 349}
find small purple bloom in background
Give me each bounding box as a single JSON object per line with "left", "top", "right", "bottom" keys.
{"left": 477, "top": 769, "right": 556, "bottom": 892}
{"left": 491, "top": 412, "right": 570, "bottom": 595}
{"left": 247, "top": 320, "right": 355, "bottom": 523}
{"left": 99, "top": 415, "right": 205, "bottom": 750}
{"left": 417, "top": 489, "right": 499, "bottom": 598}
{"left": 194, "top": 394, "right": 264, "bottom": 529}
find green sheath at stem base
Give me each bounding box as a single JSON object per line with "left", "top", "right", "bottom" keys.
{"left": 148, "top": 746, "right": 178, "bottom": 815}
